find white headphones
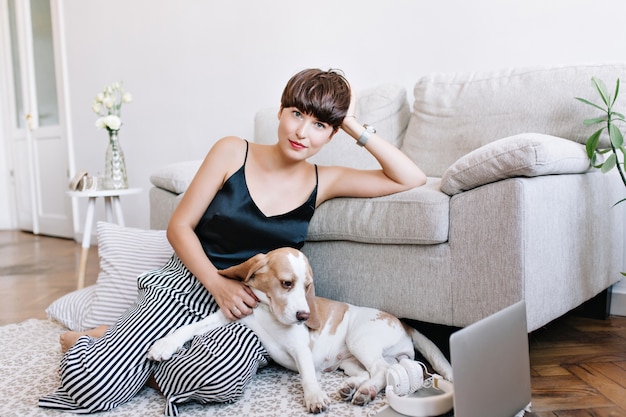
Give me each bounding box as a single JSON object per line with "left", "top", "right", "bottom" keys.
{"left": 385, "top": 359, "right": 454, "bottom": 417}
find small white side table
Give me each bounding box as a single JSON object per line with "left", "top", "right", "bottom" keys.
{"left": 67, "top": 187, "right": 142, "bottom": 289}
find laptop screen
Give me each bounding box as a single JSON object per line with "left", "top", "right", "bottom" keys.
{"left": 450, "top": 301, "right": 531, "bottom": 417}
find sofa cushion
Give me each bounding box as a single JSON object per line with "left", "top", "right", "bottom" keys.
{"left": 402, "top": 63, "right": 624, "bottom": 177}
{"left": 308, "top": 178, "right": 449, "bottom": 245}
{"left": 254, "top": 84, "right": 410, "bottom": 169}
{"left": 150, "top": 160, "right": 202, "bottom": 194}
{"left": 440, "top": 133, "right": 592, "bottom": 195}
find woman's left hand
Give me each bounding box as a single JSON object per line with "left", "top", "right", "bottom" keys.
{"left": 341, "top": 89, "right": 358, "bottom": 131}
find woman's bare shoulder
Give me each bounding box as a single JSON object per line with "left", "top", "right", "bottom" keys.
{"left": 194, "top": 136, "right": 247, "bottom": 180}
{"left": 209, "top": 136, "right": 247, "bottom": 156}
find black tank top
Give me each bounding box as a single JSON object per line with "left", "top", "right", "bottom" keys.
{"left": 194, "top": 140, "right": 318, "bottom": 270}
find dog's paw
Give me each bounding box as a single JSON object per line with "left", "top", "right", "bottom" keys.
{"left": 338, "top": 380, "right": 377, "bottom": 405}
{"left": 304, "top": 389, "right": 330, "bottom": 414}
{"left": 350, "top": 385, "right": 377, "bottom": 406}
{"left": 337, "top": 381, "right": 358, "bottom": 401}
{"left": 147, "top": 336, "right": 182, "bottom": 361}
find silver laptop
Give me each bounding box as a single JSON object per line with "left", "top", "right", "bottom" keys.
{"left": 377, "top": 301, "right": 531, "bottom": 417}
{"left": 450, "top": 300, "right": 531, "bottom": 417}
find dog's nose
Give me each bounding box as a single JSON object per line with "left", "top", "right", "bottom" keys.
{"left": 296, "top": 311, "right": 310, "bottom": 322}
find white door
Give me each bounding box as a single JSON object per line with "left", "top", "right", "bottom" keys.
{"left": 2, "top": 0, "right": 73, "bottom": 237}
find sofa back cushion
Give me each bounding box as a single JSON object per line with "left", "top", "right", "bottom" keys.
{"left": 402, "top": 63, "right": 626, "bottom": 177}
{"left": 254, "top": 84, "right": 410, "bottom": 169}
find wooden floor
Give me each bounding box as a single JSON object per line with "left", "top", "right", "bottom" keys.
{"left": 1, "top": 230, "right": 625, "bottom": 416}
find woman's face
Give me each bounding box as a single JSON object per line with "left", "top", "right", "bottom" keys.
{"left": 277, "top": 107, "right": 335, "bottom": 159}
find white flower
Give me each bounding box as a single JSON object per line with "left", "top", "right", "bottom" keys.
{"left": 104, "top": 115, "right": 121, "bottom": 130}
{"left": 102, "top": 96, "right": 114, "bottom": 109}
{"left": 92, "top": 81, "right": 132, "bottom": 134}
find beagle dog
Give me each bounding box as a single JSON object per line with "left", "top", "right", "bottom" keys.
{"left": 148, "top": 247, "right": 452, "bottom": 414}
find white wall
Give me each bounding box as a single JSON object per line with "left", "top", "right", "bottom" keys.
{"left": 56, "top": 0, "right": 626, "bottom": 231}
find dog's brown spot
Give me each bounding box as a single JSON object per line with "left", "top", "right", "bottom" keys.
{"left": 314, "top": 297, "right": 349, "bottom": 335}
{"left": 375, "top": 311, "right": 401, "bottom": 327}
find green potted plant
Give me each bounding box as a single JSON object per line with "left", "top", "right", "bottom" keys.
{"left": 578, "top": 77, "right": 626, "bottom": 279}
{"left": 576, "top": 77, "right": 626, "bottom": 206}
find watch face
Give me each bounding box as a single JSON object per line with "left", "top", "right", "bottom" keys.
{"left": 364, "top": 124, "right": 377, "bottom": 134}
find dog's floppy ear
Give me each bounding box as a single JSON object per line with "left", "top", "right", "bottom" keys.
{"left": 219, "top": 253, "right": 268, "bottom": 282}
{"left": 304, "top": 264, "right": 321, "bottom": 330}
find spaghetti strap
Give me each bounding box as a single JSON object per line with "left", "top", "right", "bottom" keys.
{"left": 314, "top": 164, "right": 318, "bottom": 187}
{"left": 243, "top": 139, "right": 249, "bottom": 163}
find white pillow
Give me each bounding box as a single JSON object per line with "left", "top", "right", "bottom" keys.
{"left": 440, "top": 134, "right": 592, "bottom": 196}
{"left": 46, "top": 222, "right": 173, "bottom": 331}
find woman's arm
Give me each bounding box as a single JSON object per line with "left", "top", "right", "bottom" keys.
{"left": 166, "top": 136, "right": 258, "bottom": 319}
{"left": 317, "top": 93, "right": 427, "bottom": 203}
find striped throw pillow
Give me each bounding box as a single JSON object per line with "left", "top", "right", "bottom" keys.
{"left": 81, "top": 222, "right": 174, "bottom": 329}
{"left": 45, "top": 285, "right": 96, "bottom": 331}
{"left": 47, "top": 222, "right": 173, "bottom": 331}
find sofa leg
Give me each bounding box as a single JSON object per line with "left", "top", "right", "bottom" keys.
{"left": 574, "top": 288, "right": 613, "bottom": 320}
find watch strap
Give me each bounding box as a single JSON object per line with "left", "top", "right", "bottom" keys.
{"left": 356, "top": 124, "right": 376, "bottom": 147}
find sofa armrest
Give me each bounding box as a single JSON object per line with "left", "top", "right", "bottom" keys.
{"left": 149, "top": 187, "right": 184, "bottom": 230}
{"left": 440, "top": 133, "right": 592, "bottom": 195}
{"left": 448, "top": 170, "right": 623, "bottom": 330}
{"left": 150, "top": 160, "right": 202, "bottom": 194}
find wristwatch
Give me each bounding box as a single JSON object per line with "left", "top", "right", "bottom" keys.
{"left": 356, "top": 124, "right": 376, "bottom": 147}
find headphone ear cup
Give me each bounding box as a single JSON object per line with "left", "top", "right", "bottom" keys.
{"left": 386, "top": 363, "right": 411, "bottom": 396}
{"left": 400, "top": 359, "right": 424, "bottom": 395}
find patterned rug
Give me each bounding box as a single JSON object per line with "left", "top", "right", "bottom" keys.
{"left": 0, "top": 319, "right": 387, "bottom": 417}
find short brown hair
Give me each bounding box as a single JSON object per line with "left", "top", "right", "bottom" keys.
{"left": 280, "top": 68, "right": 351, "bottom": 130}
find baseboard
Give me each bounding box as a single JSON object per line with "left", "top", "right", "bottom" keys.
{"left": 610, "top": 279, "right": 626, "bottom": 317}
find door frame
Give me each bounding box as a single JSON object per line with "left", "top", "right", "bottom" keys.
{"left": 0, "top": 0, "right": 18, "bottom": 230}
{"left": 50, "top": 0, "right": 79, "bottom": 236}
{"left": 0, "top": 0, "right": 77, "bottom": 236}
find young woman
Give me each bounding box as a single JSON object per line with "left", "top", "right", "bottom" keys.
{"left": 40, "top": 68, "right": 426, "bottom": 415}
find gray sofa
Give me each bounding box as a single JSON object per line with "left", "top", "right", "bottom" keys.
{"left": 149, "top": 63, "right": 625, "bottom": 332}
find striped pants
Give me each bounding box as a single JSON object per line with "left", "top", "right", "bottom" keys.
{"left": 39, "top": 255, "right": 269, "bottom": 416}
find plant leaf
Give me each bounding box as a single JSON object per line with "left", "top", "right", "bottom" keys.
{"left": 612, "top": 111, "right": 625, "bottom": 120}
{"left": 585, "top": 128, "right": 603, "bottom": 157}
{"left": 592, "top": 77, "right": 610, "bottom": 106}
{"left": 584, "top": 117, "right": 607, "bottom": 125}
{"left": 613, "top": 78, "right": 620, "bottom": 107}
{"left": 609, "top": 124, "right": 624, "bottom": 148}
{"left": 612, "top": 197, "right": 626, "bottom": 207}
{"left": 601, "top": 153, "right": 617, "bottom": 173}
{"left": 575, "top": 97, "right": 607, "bottom": 112}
